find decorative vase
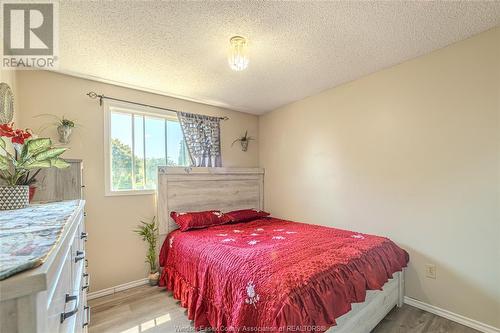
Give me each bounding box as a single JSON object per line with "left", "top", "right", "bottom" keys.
{"left": 0, "top": 185, "right": 29, "bottom": 210}
{"left": 29, "top": 186, "right": 37, "bottom": 202}
{"left": 57, "top": 125, "right": 73, "bottom": 144}
{"left": 148, "top": 272, "right": 160, "bottom": 286}
{"left": 240, "top": 140, "right": 249, "bottom": 152}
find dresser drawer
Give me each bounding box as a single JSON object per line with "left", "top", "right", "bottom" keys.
{"left": 47, "top": 212, "right": 86, "bottom": 333}
{"left": 75, "top": 290, "right": 89, "bottom": 333}
{"left": 75, "top": 214, "right": 87, "bottom": 253}
{"left": 71, "top": 217, "right": 89, "bottom": 333}
{"left": 71, "top": 232, "right": 85, "bottom": 291}
{"left": 47, "top": 245, "right": 74, "bottom": 333}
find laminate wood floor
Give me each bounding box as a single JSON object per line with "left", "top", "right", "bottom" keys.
{"left": 88, "top": 285, "right": 479, "bottom": 333}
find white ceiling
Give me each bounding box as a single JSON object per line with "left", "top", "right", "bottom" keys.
{"left": 58, "top": 1, "right": 500, "bottom": 114}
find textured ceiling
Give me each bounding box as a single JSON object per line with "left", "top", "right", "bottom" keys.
{"left": 58, "top": 1, "right": 500, "bottom": 114}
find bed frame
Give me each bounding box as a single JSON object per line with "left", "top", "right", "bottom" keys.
{"left": 157, "top": 167, "right": 264, "bottom": 235}
{"left": 157, "top": 167, "right": 405, "bottom": 333}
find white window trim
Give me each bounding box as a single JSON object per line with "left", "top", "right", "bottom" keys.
{"left": 103, "top": 99, "right": 179, "bottom": 196}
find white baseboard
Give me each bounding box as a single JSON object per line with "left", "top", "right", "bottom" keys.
{"left": 88, "top": 278, "right": 149, "bottom": 300}
{"left": 404, "top": 297, "right": 500, "bottom": 333}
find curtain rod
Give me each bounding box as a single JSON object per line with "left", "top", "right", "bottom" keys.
{"left": 86, "top": 91, "right": 229, "bottom": 120}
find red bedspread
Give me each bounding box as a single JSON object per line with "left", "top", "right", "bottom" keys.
{"left": 159, "top": 217, "right": 409, "bottom": 332}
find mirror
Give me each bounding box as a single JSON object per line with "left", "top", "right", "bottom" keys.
{"left": 0, "top": 82, "right": 14, "bottom": 124}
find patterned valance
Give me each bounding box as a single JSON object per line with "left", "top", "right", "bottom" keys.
{"left": 177, "top": 112, "right": 222, "bottom": 167}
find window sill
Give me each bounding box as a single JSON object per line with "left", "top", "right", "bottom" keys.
{"left": 104, "top": 189, "right": 156, "bottom": 197}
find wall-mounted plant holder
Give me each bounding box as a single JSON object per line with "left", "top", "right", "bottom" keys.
{"left": 232, "top": 131, "right": 254, "bottom": 152}
{"left": 57, "top": 124, "right": 73, "bottom": 144}
{"left": 35, "top": 114, "right": 77, "bottom": 144}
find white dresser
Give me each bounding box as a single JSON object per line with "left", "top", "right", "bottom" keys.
{"left": 0, "top": 200, "right": 89, "bottom": 333}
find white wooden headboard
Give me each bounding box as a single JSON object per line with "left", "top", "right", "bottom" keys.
{"left": 157, "top": 167, "right": 264, "bottom": 235}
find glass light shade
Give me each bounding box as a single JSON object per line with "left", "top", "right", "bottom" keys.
{"left": 228, "top": 36, "right": 249, "bottom": 71}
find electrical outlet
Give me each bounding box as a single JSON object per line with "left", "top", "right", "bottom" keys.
{"left": 425, "top": 264, "right": 436, "bottom": 279}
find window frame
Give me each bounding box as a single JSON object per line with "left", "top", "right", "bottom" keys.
{"left": 103, "top": 99, "right": 182, "bottom": 196}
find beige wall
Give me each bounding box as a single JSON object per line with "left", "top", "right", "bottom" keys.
{"left": 259, "top": 27, "right": 500, "bottom": 327}
{"left": 16, "top": 70, "right": 259, "bottom": 291}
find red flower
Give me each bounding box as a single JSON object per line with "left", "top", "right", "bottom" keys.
{"left": 12, "top": 128, "right": 32, "bottom": 144}
{"left": 0, "top": 123, "right": 32, "bottom": 144}
{"left": 0, "top": 123, "right": 15, "bottom": 137}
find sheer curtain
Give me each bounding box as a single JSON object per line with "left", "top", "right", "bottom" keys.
{"left": 177, "top": 112, "right": 222, "bottom": 167}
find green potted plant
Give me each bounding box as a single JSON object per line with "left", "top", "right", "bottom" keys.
{"left": 231, "top": 130, "right": 255, "bottom": 152}
{"left": 134, "top": 217, "right": 159, "bottom": 286}
{"left": 0, "top": 123, "right": 69, "bottom": 210}
{"left": 35, "top": 114, "right": 77, "bottom": 144}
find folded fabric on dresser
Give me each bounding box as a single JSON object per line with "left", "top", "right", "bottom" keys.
{"left": 0, "top": 200, "right": 81, "bottom": 280}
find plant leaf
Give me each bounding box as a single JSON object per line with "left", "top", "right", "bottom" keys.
{"left": 24, "top": 160, "right": 51, "bottom": 170}
{"left": 0, "top": 137, "right": 5, "bottom": 149}
{"left": 50, "top": 158, "right": 70, "bottom": 169}
{"left": 21, "top": 143, "right": 29, "bottom": 160}
{"left": 34, "top": 147, "right": 67, "bottom": 161}
{"left": 26, "top": 138, "right": 51, "bottom": 157}
{"left": 0, "top": 155, "right": 9, "bottom": 170}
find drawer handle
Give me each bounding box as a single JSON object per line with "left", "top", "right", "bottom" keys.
{"left": 75, "top": 250, "right": 85, "bottom": 263}
{"left": 61, "top": 293, "right": 78, "bottom": 323}
{"left": 80, "top": 232, "right": 88, "bottom": 240}
{"left": 82, "top": 273, "right": 90, "bottom": 291}
{"left": 83, "top": 305, "right": 90, "bottom": 327}
{"left": 65, "top": 294, "right": 77, "bottom": 303}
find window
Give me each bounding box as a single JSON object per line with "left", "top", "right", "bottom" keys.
{"left": 104, "top": 100, "right": 190, "bottom": 195}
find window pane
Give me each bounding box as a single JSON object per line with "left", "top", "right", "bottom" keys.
{"left": 110, "top": 112, "right": 132, "bottom": 190}
{"left": 134, "top": 115, "right": 145, "bottom": 189}
{"left": 167, "top": 120, "right": 190, "bottom": 166}
{"left": 144, "top": 116, "right": 166, "bottom": 189}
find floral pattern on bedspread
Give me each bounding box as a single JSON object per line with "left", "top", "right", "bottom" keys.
{"left": 0, "top": 200, "right": 81, "bottom": 280}
{"left": 159, "top": 217, "right": 409, "bottom": 332}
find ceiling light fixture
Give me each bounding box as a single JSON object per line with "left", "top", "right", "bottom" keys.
{"left": 228, "top": 36, "right": 249, "bottom": 71}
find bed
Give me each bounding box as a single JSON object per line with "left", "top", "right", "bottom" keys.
{"left": 157, "top": 167, "right": 409, "bottom": 333}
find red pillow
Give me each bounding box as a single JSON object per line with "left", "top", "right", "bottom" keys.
{"left": 224, "top": 209, "right": 270, "bottom": 223}
{"left": 170, "top": 210, "right": 229, "bottom": 231}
